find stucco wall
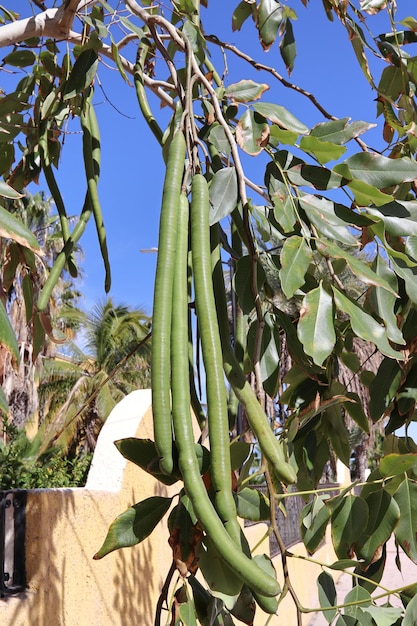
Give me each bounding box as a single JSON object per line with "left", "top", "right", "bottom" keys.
{"left": 0, "top": 390, "right": 338, "bottom": 625}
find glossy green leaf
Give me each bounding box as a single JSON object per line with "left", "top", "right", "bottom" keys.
{"left": 229, "top": 585, "right": 256, "bottom": 624}
{"left": 236, "top": 109, "right": 269, "bottom": 155}
{"left": 208, "top": 124, "right": 231, "bottom": 155}
{"left": 247, "top": 311, "right": 281, "bottom": 397}
{"left": 380, "top": 453, "right": 417, "bottom": 477}
{"left": 3, "top": 49, "right": 36, "bottom": 67}
{"left": 338, "top": 152, "right": 417, "bottom": 188}
{"left": 297, "top": 282, "right": 335, "bottom": 366}
{"left": 335, "top": 616, "right": 360, "bottom": 626}
{"left": 235, "top": 487, "right": 270, "bottom": 521}
{"left": 232, "top": 1, "right": 253, "bottom": 31}
{"left": 234, "top": 255, "right": 266, "bottom": 314}
{"left": 209, "top": 167, "right": 238, "bottom": 225}
{"left": 115, "top": 437, "right": 210, "bottom": 485}
{"left": 394, "top": 479, "right": 417, "bottom": 562}
{"left": 362, "top": 605, "right": 402, "bottom": 626}
{"left": 317, "top": 571, "right": 337, "bottom": 623}
{"left": 322, "top": 404, "right": 351, "bottom": 467}
{"left": 397, "top": 363, "right": 417, "bottom": 416}
{"left": 301, "top": 496, "right": 331, "bottom": 554}
{"left": 300, "top": 135, "right": 346, "bottom": 164}
{"left": 94, "top": 496, "right": 173, "bottom": 558}
{"left": 345, "top": 178, "right": 393, "bottom": 207}
{"left": 0, "top": 181, "right": 24, "bottom": 201}
{"left": 225, "top": 80, "right": 269, "bottom": 103}
{"left": 279, "top": 235, "right": 313, "bottom": 298}
{"left": 367, "top": 201, "right": 417, "bottom": 238}
{"left": 355, "top": 490, "right": 400, "bottom": 567}
{"left": 343, "top": 583, "right": 372, "bottom": 618}
{"left": 257, "top": 0, "right": 283, "bottom": 50}
{"left": 286, "top": 163, "right": 346, "bottom": 191}
{"left": 0, "top": 300, "right": 19, "bottom": 364}
{"left": 331, "top": 495, "right": 369, "bottom": 559}
{"left": 230, "top": 441, "right": 251, "bottom": 470}
{"left": 404, "top": 592, "right": 417, "bottom": 625}
{"left": 372, "top": 255, "right": 404, "bottom": 345}
{"left": 343, "top": 393, "right": 369, "bottom": 434}
{"left": 333, "top": 288, "right": 403, "bottom": 360}
{"left": 369, "top": 358, "right": 402, "bottom": 422}
{"left": 64, "top": 49, "right": 98, "bottom": 99}
{"left": 310, "top": 118, "right": 376, "bottom": 145}
{"left": 280, "top": 19, "right": 296, "bottom": 73}
{"left": 253, "top": 102, "right": 308, "bottom": 134}
{"left": 299, "top": 196, "right": 357, "bottom": 245}
{"left": 179, "top": 600, "right": 198, "bottom": 626}
{"left": 198, "top": 536, "right": 243, "bottom": 609}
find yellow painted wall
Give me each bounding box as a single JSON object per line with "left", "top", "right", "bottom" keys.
{"left": 0, "top": 390, "right": 337, "bottom": 625}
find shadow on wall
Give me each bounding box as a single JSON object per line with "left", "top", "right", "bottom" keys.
{"left": 0, "top": 389, "right": 176, "bottom": 626}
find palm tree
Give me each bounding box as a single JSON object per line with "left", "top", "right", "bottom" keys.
{"left": 0, "top": 191, "right": 82, "bottom": 429}
{"left": 37, "top": 297, "right": 152, "bottom": 455}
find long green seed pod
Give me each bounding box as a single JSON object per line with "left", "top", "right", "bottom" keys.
{"left": 191, "top": 173, "right": 241, "bottom": 545}
{"left": 39, "top": 123, "right": 77, "bottom": 278}
{"left": 211, "top": 226, "right": 296, "bottom": 486}
{"left": 152, "top": 130, "right": 186, "bottom": 475}
{"left": 170, "top": 193, "right": 279, "bottom": 597}
{"left": 37, "top": 192, "right": 93, "bottom": 311}
{"left": 80, "top": 89, "right": 111, "bottom": 293}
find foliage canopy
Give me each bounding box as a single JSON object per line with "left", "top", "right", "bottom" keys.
{"left": 1, "top": 0, "right": 417, "bottom": 623}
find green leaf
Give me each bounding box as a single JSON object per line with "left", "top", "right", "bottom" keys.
{"left": 300, "top": 197, "right": 357, "bottom": 245}
{"left": 369, "top": 358, "right": 402, "bottom": 422}
{"left": 318, "top": 240, "right": 396, "bottom": 294}
{"left": 394, "top": 479, "right": 417, "bottom": 562}
{"left": 301, "top": 497, "right": 331, "bottom": 554}
{"left": 297, "top": 282, "right": 335, "bottom": 366}
{"left": 280, "top": 19, "right": 296, "bottom": 73}
{"left": 236, "top": 109, "right": 269, "bottom": 155}
{"left": 225, "top": 80, "right": 269, "bottom": 103}
{"left": 198, "top": 536, "right": 243, "bottom": 609}
{"left": 247, "top": 311, "right": 281, "bottom": 397}
{"left": 322, "top": 404, "right": 351, "bottom": 467}
{"left": 253, "top": 102, "right": 308, "bottom": 134}
{"left": 317, "top": 571, "right": 337, "bottom": 623}
{"left": 333, "top": 288, "right": 403, "bottom": 360}
{"left": 372, "top": 255, "right": 404, "bottom": 345}
{"left": 3, "top": 49, "right": 36, "bottom": 67}
{"left": 0, "top": 181, "right": 24, "bottom": 200}
{"left": 404, "top": 593, "right": 417, "bottom": 625}
{"left": 362, "top": 605, "right": 403, "bottom": 626}
{"left": 355, "top": 490, "right": 400, "bottom": 567}
{"left": 380, "top": 453, "right": 417, "bottom": 477}
{"left": 209, "top": 167, "right": 238, "bottom": 225}
{"left": 345, "top": 177, "right": 393, "bottom": 207}
{"left": 178, "top": 600, "right": 198, "bottom": 626}
{"left": 279, "top": 235, "right": 313, "bottom": 298}
{"left": 257, "top": 0, "right": 283, "bottom": 50}
{"left": 300, "top": 135, "right": 346, "bottom": 164}
{"left": 0, "top": 204, "right": 41, "bottom": 253}
{"left": 63, "top": 49, "right": 99, "bottom": 99}
{"left": 339, "top": 153, "right": 417, "bottom": 188}
{"left": 230, "top": 441, "right": 251, "bottom": 470}
{"left": 0, "top": 300, "right": 19, "bottom": 364}
{"left": 93, "top": 496, "right": 173, "bottom": 558}
{"left": 331, "top": 495, "right": 369, "bottom": 560}
{"left": 367, "top": 201, "right": 417, "bottom": 238}
{"left": 343, "top": 393, "right": 369, "bottom": 434}
{"left": 115, "top": 437, "right": 180, "bottom": 484}
{"left": 310, "top": 118, "right": 376, "bottom": 145}
{"left": 232, "top": 1, "right": 253, "bottom": 31}
{"left": 235, "top": 487, "right": 270, "bottom": 521}
{"left": 234, "top": 255, "right": 266, "bottom": 314}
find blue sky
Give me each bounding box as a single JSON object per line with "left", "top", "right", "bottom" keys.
{"left": 4, "top": 1, "right": 410, "bottom": 314}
